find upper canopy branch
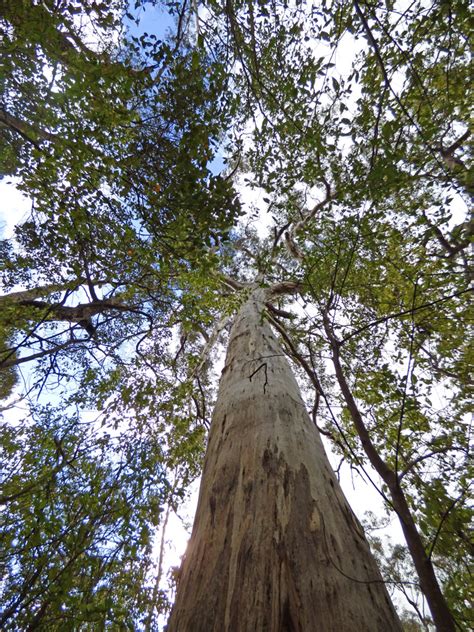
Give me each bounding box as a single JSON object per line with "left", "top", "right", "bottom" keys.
{"left": 283, "top": 186, "right": 333, "bottom": 261}
{"left": 0, "top": 281, "right": 87, "bottom": 305}
{"left": 16, "top": 297, "right": 131, "bottom": 323}
{"left": 0, "top": 108, "right": 56, "bottom": 146}
{"left": 0, "top": 281, "right": 133, "bottom": 355}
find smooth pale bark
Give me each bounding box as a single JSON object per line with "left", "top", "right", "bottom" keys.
{"left": 167, "top": 289, "right": 402, "bottom": 632}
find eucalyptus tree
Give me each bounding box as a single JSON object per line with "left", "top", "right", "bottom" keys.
{"left": 0, "top": 0, "right": 471, "bottom": 631}
{"left": 167, "top": 282, "right": 403, "bottom": 631}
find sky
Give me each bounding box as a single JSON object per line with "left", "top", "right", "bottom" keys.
{"left": 125, "top": 1, "right": 175, "bottom": 39}
{"left": 0, "top": 179, "right": 30, "bottom": 242}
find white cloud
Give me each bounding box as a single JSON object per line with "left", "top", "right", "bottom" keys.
{"left": 0, "top": 179, "right": 30, "bottom": 240}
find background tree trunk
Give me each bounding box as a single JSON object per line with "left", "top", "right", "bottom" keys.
{"left": 167, "top": 289, "right": 402, "bottom": 631}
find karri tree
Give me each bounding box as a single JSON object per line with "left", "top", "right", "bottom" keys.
{"left": 0, "top": 1, "right": 471, "bottom": 630}
{"left": 167, "top": 282, "right": 403, "bottom": 631}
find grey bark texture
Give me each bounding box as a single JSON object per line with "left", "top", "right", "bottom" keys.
{"left": 167, "top": 289, "right": 402, "bottom": 632}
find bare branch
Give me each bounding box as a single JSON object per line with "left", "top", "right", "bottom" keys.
{"left": 0, "top": 338, "right": 86, "bottom": 369}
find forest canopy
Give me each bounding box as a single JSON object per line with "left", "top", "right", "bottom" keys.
{"left": 0, "top": 1, "right": 471, "bottom": 630}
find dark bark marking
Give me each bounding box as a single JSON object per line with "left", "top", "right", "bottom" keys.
{"left": 209, "top": 495, "right": 216, "bottom": 528}
{"left": 262, "top": 446, "right": 288, "bottom": 480}
{"left": 262, "top": 447, "right": 272, "bottom": 470}
{"left": 281, "top": 597, "right": 296, "bottom": 632}
{"left": 243, "top": 480, "right": 253, "bottom": 509}
{"left": 367, "top": 583, "right": 376, "bottom": 603}
{"left": 283, "top": 468, "right": 291, "bottom": 498}
{"left": 248, "top": 362, "right": 269, "bottom": 392}
{"left": 280, "top": 557, "right": 304, "bottom": 632}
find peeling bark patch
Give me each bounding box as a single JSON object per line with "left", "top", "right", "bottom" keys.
{"left": 330, "top": 534, "right": 340, "bottom": 559}
{"left": 309, "top": 505, "right": 320, "bottom": 532}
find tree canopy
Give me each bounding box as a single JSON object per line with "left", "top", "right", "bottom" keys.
{"left": 0, "top": 0, "right": 471, "bottom": 629}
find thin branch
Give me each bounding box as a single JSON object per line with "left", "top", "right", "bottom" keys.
{"left": 322, "top": 308, "right": 397, "bottom": 487}
{"left": 427, "top": 488, "right": 470, "bottom": 560}
{"left": 394, "top": 281, "right": 418, "bottom": 478}
{"left": 340, "top": 288, "right": 472, "bottom": 344}
{"left": 216, "top": 274, "right": 249, "bottom": 291}
{"left": 268, "top": 280, "right": 302, "bottom": 296}
{"left": 15, "top": 297, "right": 131, "bottom": 323}
{"left": 399, "top": 447, "right": 457, "bottom": 482}
{"left": 265, "top": 302, "right": 295, "bottom": 319}
{"left": 0, "top": 338, "right": 86, "bottom": 369}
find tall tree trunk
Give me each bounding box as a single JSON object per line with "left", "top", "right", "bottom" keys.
{"left": 167, "top": 289, "right": 402, "bottom": 632}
